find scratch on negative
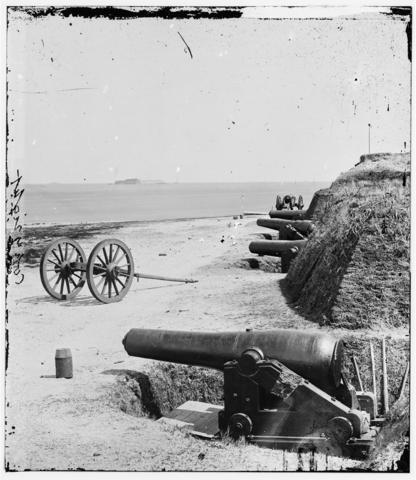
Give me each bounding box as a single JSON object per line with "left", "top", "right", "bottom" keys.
{"left": 177, "top": 31, "right": 193, "bottom": 59}
{"left": 9, "top": 87, "right": 97, "bottom": 94}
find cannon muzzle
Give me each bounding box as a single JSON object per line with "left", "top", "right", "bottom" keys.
{"left": 249, "top": 239, "right": 307, "bottom": 256}
{"left": 123, "top": 328, "right": 343, "bottom": 392}
{"left": 257, "top": 218, "right": 315, "bottom": 235}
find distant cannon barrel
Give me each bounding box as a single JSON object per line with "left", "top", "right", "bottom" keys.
{"left": 269, "top": 209, "right": 307, "bottom": 220}
{"left": 269, "top": 191, "right": 322, "bottom": 220}
{"left": 257, "top": 218, "right": 315, "bottom": 235}
{"left": 249, "top": 239, "right": 307, "bottom": 256}
{"left": 122, "top": 328, "right": 344, "bottom": 391}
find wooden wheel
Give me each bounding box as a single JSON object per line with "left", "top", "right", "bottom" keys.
{"left": 86, "top": 239, "right": 134, "bottom": 303}
{"left": 40, "top": 238, "right": 86, "bottom": 300}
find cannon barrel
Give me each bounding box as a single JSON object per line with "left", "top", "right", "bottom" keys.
{"left": 123, "top": 328, "right": 343, "bottom": 391}
{"left": 257, "top": 218, "right": 315, "bottom": 235}
{"left": 249, "top": 239, "right": 307, "bottom": 256}
{"left": 269, "top": 209, "right": 307, "bottom": 220}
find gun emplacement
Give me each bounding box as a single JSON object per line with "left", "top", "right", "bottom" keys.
{"left": 122, "top": 328, "right": 381, "bottom": 457}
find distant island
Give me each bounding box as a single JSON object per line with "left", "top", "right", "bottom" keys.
{"left": 114, "top": 178, "right": 165, "bottom": 185}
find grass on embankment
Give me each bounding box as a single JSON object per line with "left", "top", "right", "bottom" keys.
{"left": 284, "top": 152, "right": 410, "bottom": 330}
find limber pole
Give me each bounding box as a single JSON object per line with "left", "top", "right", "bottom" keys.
{"left": 136, "top": 272, "right": 198, "bottom": 283}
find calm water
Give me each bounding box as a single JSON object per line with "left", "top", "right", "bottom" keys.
{"left": 22, "top": 182, "right": 330, "bottom": 225}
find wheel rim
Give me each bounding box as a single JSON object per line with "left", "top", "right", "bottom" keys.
{"left": 86, "top": 239, "right": 134, "bottom": 303}
{"left": 40, "top": 238, "right": 86, "bottom": 300}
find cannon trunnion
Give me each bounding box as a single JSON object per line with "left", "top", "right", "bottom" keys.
{"left": 123, "top": 328, "right": 380, "bottom": 457}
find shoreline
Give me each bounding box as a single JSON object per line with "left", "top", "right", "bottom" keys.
{"left": 20, "top": 213, "right": 251, "bottom": 231}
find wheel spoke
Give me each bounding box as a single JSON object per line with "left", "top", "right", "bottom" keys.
{"left": 115, "top": 276, "right": 126, "bottom": 289}
{"left": 47, "top": 258, "right": 60, "bottom": 268}
{"left": 117, "top": 270, "right": 130, "bottom": 277}
{"left": 93, "top": 271, "right": 106, "bottom": 277}
{"left": 115, "top": 254, "right": 126, "bottom": 265}
{"left": 109, "top": 244, "right": 113, "bottom": 262}
{"left": 69, "top": 276, "right": 78, "bottom": 288}
{"left": 48, "top": 272, "right": 60, "bottom": 281}
{"left": 112, "top": 278, "right": 119, "bottom": 295}
{"left": 117, "top": 264, "right": 130, "bottom": 269}
{"left": 58, "top": 244, "right": 65, "bottom": 262}
{"left": 72, "top": 272, "right": 82, "bottom": 280}
{"left": 64, "top": 242, "right": 68, "bottom": 261}
{"left": 65, "top": 277, "right": 71, "bottom": 294}
{"left": 95, "top": 275, "right": 106, "bottom": 289}
{"left": 53, "top": 273, "right": 62, "bottom": 289}
{"left": 52, "top": 250, "right": 61, "bottom": 264}
{"left": 60, "top": 277, "right": 65, "bottom": 295}
{"left": 97, "top": 254, "right": 106, "bottom": 267}
{"left": 101, "top": 277, "right": 108, "bottom": 295}
{"left": 112, "top": 246, "right": 121, "bottom": 264}
{"left": 102, "top": 247, "right": 109, "bottom": 264}
{"left": 108, "top": 280, "right": 112, "bottom": 298}
{"left": 67, "top": 246, "right": 75, "bottom": 262}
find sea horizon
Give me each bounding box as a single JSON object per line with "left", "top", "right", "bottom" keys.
{"left": 23, "top": 179, "right": 333, "bottom": 186}
{"left": 19, "top": 181, "right": 331, "bottom": 226}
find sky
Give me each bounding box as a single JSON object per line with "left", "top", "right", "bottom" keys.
{"left": 7, "top": 7, "right": 411, "bottom": 184}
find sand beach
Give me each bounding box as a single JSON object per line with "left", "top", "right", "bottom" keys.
{"left": 5, "top": 211, "right": 408, "bottom": 471}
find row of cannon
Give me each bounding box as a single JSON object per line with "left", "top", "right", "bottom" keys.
{"left": 248, "top": 197, "right": 315, "bottom": 272}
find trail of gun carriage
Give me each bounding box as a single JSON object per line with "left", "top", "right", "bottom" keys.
{"left": 6, "top": 152, "right": 409, "bottom": 471}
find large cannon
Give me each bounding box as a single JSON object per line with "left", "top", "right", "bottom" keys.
{"left": 269, "top": 209, "right": 308, "bottom": 220}
{"left": 269, "top": 191, "right": 322, "bottom": 220}
{"left": 257, "top": 218, "right": 315, "bottom": 236}
{"left": 248, "top": 239, "right": 307, "bottom": 257}
{"left": 123, "top": 328, "right": 380, "bottom": 457}
{"left": 249, "top": 239, "right": 308, "bottom": 272}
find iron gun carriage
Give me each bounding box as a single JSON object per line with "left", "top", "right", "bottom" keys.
{"left": 123, "top": 328, "right": 380, "bottom": 457}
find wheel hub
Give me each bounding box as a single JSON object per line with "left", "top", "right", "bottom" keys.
{"left": 60, "top": 262, "right": 72, "bottom": 278}
{"left": 105, "top": 263, "right": 118, "bottom": 279}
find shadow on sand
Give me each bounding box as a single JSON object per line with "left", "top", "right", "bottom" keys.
{"left": 17, "top": 295, "right": 104, "bottom": 307}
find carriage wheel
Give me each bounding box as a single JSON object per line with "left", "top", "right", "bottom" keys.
{"left": 40, "top": 238, "right": 87, "bottom": 300}
{"left": 86, "top": 239, "right": 135, "bottom": 304}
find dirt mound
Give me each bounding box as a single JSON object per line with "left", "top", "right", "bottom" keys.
{"left": 360, "top": 395, "right": 409, "bottom": 472}
{"left": 105, "top": 363, "right": 223, "bottom": 418}
{"left": 236, "top": 256, "right": 281, "bottom": 273}
{"left": 284, "top": 152, "right": 410, "bottom": 330}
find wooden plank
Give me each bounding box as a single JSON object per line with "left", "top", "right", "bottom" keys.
{"left": 159, "top": 401, "right": 222, "bottom": 438}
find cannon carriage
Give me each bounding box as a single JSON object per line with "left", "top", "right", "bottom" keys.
{"left": 123, "top": 328, "right": 382, "bottom": 458}
{"left": 275, "top": 194, "right": 304, "bottom": 211}
{"left": 40, "top": 238, "right": 197, "bottom": 304}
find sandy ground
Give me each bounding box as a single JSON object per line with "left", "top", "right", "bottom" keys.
{"left": 5, "top": 216, "right": 403, "bottom": 471}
